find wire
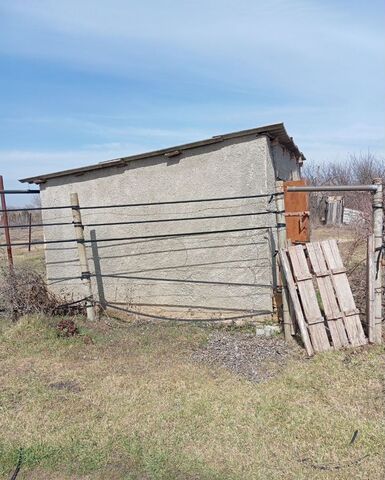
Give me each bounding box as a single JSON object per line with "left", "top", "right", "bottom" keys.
{"left": 0, "top": 222, "right": 71, "bottom": 229}
{"left": 0, "top": 205, "right": 72, "bottom": 213}
{"left": 0, "top": 225, "right": 275, "bottom": 248}
{"left": 55, "top": 296, "right": 90, "bottom": 309}
{"left": 97, "top": 301, "right": 272, "bottom": 323}
{"left": 83, "top": 210, "right": 279, "bottom": 227}
{"left": 78, "top": 192, "right": 277, "bottom": 210}
{"left": 0, "top": 210, "right": 280, "bottom": 229}
{"left": 0, "top": 192, "right": 276, "bottom": 214}
{"left": 93, "top": 273, "right": 271, "bottom": 288}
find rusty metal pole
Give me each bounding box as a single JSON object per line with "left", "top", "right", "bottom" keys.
{"left": 28, "top": 213, "right": 32, "bottom": 252}
{"left": 372, "top": 178, "right": 383, "bottom": 344}
{"left": 0, "top": 175, "right": 14, "bottom": 269}
{"left": 70, "top": 192, "right": 96, "bottom": 321}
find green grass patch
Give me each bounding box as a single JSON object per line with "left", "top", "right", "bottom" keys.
{"left": 0, "top": 315, "right": 384, "bottom": 479}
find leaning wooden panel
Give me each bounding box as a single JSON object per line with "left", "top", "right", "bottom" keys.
{"left": 288, "top": 245, "right": 331, "bottom": 352}
{"left": 321, "top": 239, "right": 367, "bottom": 346}
{"left": 307, "top": 242, "right": 349, "bottom": 348}
{"left": 279, "top": 249, "right": 314, "bottom": 356}
{"left": 323, "top": 239, "right": 367, "bottom": 346}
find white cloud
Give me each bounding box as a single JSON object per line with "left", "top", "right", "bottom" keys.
{"left": 1, "top": 0, "right": 383, "bottom": 99}
{"left": 0, "top": 0, "right": 383, "bottom": 191}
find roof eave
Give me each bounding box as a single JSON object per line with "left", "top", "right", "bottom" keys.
{"left": 19, "top": 122, "right": 304, "bottom": 184}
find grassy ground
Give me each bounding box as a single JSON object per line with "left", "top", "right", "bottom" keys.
{"left": 0, "top": 316, "right": 384, "bottom": 480}
{"left": 0, "top": 228, "right": 45, "bottom": 274}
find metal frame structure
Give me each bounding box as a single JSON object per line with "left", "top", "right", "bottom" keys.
{"left": 287, "top": 181, "right": 383, "bottom": 344}
{"left": 0, "top": 176, "right": 383, "bottom": 339}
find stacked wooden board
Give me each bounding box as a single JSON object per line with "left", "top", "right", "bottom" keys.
{"left": 279, "top": 239, "right": 367, "bottom": 355}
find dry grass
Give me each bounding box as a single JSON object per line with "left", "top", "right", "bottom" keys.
{"left": 0, "top": 264, "right": 85, "bottom": 322}
{"left": 0, "top": 229, "right": 45, "bottom": 275}
{"left": 0, "top": 316, "right": 384, "bottom": 479}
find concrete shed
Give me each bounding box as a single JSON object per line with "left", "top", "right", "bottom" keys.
{"left": 21, "top": 123, "right": 305, "bottom": 322}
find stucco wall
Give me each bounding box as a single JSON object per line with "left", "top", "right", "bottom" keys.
{"left": 271, "top": 143, "right": 301, "bottom": 181}
{"left": 40, "top": 135, "right": 299, "bottom": 322}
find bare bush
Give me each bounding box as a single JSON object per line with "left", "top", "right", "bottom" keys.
{"left": 303, "top": 152, "right": 385, "bottom": 229}
{"left": 4, "top": 194, "right": 42, "bottom": 227}
{"left": 0, "top": 266, "right": 85, "bottom": 320}
{"left": 304, "top": 152, "right": 385, "bottom": 186}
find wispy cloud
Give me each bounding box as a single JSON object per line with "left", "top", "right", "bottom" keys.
{"left": 1, "top": 0, "right": 383, "bottom": 96}
{"left": 0, "top": 0, "right": 383, "bottom": 196}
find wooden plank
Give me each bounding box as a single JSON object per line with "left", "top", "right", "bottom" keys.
{"left": 326, "top": 196, "right": 344, "bottom": 225}
{"left": 288, "top": 245, "right": 330, "bottom": 352}
{"left": 321, "top": 239, "right": 367, "bottom": 346}
{"left": 366, "top": 234, "right": 375, "bottom": 343}
{"left": 279, "top": 249, "right": 314, "bottom": 356}
{"left": 286, "top": 239, "right": 296, "bottom": 336}
{"left": 307, "top": 242, "right": 349, "bottom": 348}
{"left": 283, "top": 180, "right": 310, "bottom": 243}
{"left": 327, "top": 239, "right": 367, "bottom": 346}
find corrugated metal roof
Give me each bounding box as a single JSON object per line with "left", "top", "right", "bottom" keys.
{"left": 19, "top": 122, "right": 305, "bottom": 184}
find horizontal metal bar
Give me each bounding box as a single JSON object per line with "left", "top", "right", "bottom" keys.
{"left": 0, "top": 205, "right": 71, "bottom": 213}
{"left": 287, "top": 185, "right": 378, "bottom": 192}
{"left": 0, "top": 189, "right": 40, "bottom": 194}
{"left": 0, "top": 210, "right": 280, "bottom": 229}
{"left": 0, "top": 225, "right": 276, "bottom": 247}
{"left": 79, "top": 192, "right": 277, "bottom": 210}
{"left": 83, "top": 210, "right": 278, "bottom": 227}
{"left": 0, "top": 192, "right": 276, "bottom": 214}
{"left": 0, "top": 222, "right": 71, "bottom": 229}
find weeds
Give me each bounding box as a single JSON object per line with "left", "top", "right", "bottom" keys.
{"left": 0, "top": 266, "right": 85, "bottom": 320}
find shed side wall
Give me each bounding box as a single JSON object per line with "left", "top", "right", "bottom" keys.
{"left": 40, "top": 135, "right": 285, "bottom": 321}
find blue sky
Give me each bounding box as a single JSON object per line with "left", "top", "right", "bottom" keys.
{"left": 0, "top": 0, "right": 384, "bottom": 200}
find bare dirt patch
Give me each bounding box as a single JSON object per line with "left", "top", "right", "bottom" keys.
{"left": 192, "top": 330, "right": 298, "bottom": 382}
{"left": 49, "top": 380, "right": 82, "bottom": 393}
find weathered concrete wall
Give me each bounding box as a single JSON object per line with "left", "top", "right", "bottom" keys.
{"left": 271, "top": 142, "right": 301, "bottom": 181}
{"left": 40, "top": 135, "right": 298, "bottom": 322}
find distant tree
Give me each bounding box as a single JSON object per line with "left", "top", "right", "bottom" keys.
{"left": 303, "top": 153, "right": 385, "bottom": 223}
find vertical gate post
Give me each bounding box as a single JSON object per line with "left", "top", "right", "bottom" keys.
{"left": 0, "top": 175, "right": 14, "bottom": 270}
{"left": 275, "top": 180, "right": 292, "bottom": 341}
{"left": 372, "top": 178, "right": 383, "bottom": 343}
{"left": 70, "top": 193, "right": 96, "bottom": 321}
{"left": 366, "top": 234, "right": 375, "bottom": 342}
{"left": 28, "top": 213, "right": 32, "bottom": 252}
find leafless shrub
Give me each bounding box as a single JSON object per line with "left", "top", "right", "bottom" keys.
{"left": 303, "top": 152, "right": 385, "bottom": 231}
{"left": 5, "top": 194, "right": 42, "bottom": 226}
{"left": 0, "top": 266, "right": 84, "bottom": 320}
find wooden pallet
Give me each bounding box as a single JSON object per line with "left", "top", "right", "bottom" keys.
{"left": 279, "top": 239, "right": 367, "bottom": 355}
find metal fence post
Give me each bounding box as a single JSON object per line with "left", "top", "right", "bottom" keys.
{"left": 372, "top": 178, "right": 383, "bottom": 344}
{"left": 0, "top": 175, "right": 14, "bottom": 270}
{"left": 70, "top": 193, "right": 96, "bottom": 321}
{"left": 366, "top": 234, "right": 375, "bottom": 342}
{"left": 28, "top": 213, "right": 32, "bottom": 252}
{"left": 275, "top": 181, "right": 292, "bottom": 341}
